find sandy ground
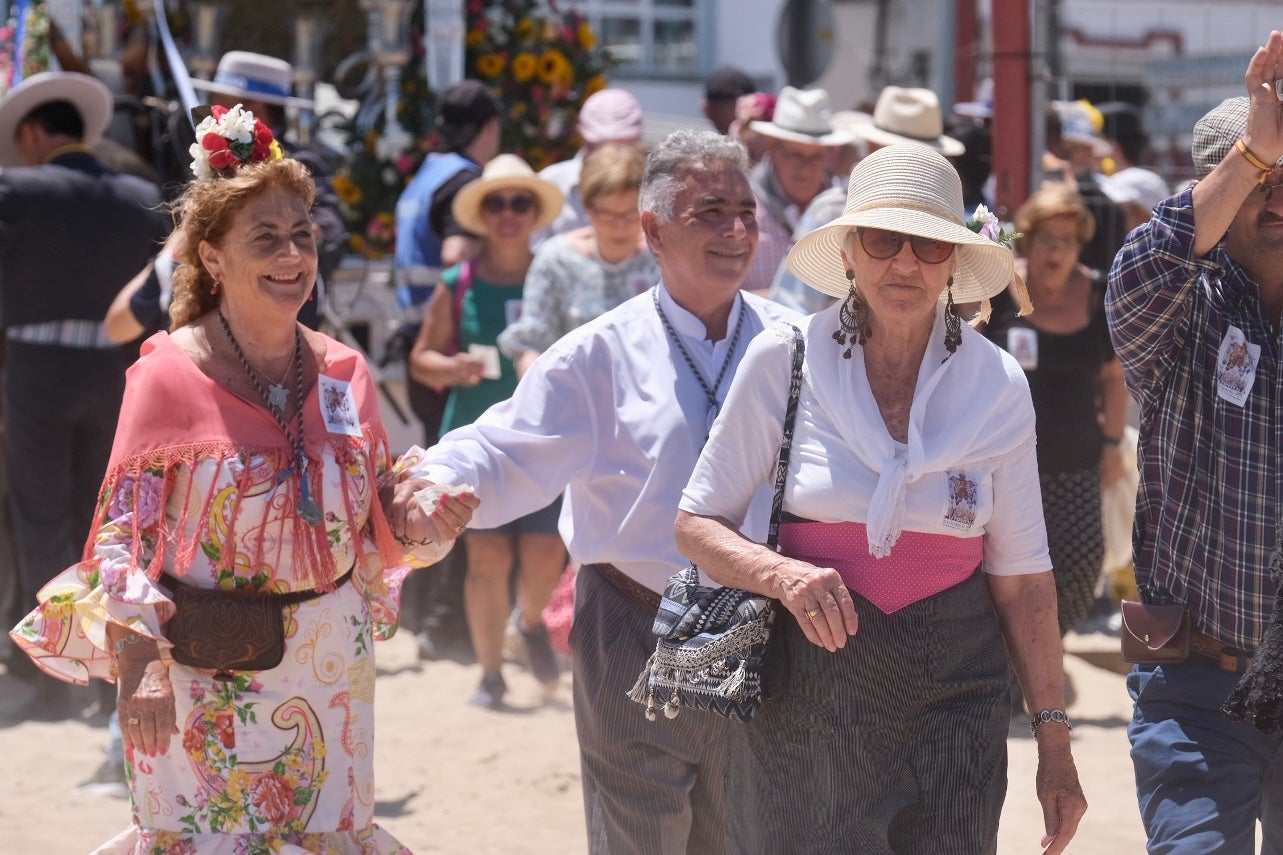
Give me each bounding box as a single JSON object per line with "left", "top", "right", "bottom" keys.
{"left": 0, "top": 629, "right": 1147, "bottom": 854}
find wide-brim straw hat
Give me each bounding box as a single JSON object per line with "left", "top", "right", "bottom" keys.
{"left": 749, "top": 86, "right": 858, "bottom": 147}
{"left": 453, "top": 154, "right": 565, "bottom": 236}
{"left": 191, "top": 51, "right": 313, "bottom": 109}
{"left": 855, "top": 86, "right": 965, "bottom": 156}
{"left": 786, "top": 143, "right": 1014, "bottom": 305}
{"left": 0, "top": 72, "right": 113, "bottom": 167}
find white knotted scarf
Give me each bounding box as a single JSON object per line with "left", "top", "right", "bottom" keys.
{"left": 803, "top": 302, "right": 1037, "bottom": 557}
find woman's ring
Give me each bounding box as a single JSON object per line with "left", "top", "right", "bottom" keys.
{"left": 454, "top": 523, "right": 466, "bottom": 533}
{"left": 805, "top": 608, "right": 822, "bottom": 620}
{"left": 126, "top": 716, "right": 140, "bottom": 725}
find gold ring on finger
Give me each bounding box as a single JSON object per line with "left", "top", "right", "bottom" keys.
{"left": 805, "top": 608, "right": 821, "bottom": 620}
{"left": 126, "top": 716, "right": 140, "bottom": 725}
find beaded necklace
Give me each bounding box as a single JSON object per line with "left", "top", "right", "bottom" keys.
{"left": 217, "top": 311, "right": 323, "bottom": 525}
{"left": 651, "top": 287, "right": 747, "bottom": 440}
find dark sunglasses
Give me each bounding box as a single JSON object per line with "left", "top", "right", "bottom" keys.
{"left": 481, "top": 193, "right": 537, "bottom": 215}
{"left": 857, "top": 227, "right": 955, "bottom": 264}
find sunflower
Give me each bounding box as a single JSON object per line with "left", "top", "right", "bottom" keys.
{"left": 584, "top": 74, "right": 608, "bottom": 99}
{"left": 538, "top": 49, "right": 572, "bottom": 86}
{"left": 516, "top": 18, "right": 537, "bottom": 40}
{"left": 477, "top": 53, "right": 506, "bottom": 78}
{"left": 332, "top": 175, "right": 363, "bottom": 207}
{"left": 512, "top": 52, "right": 538, "bottom": 83}
{"left": 466, "top": 28, "right": 487, "bottom": 48}
{"left": 578, "top": 21, "right": 596, "bottom": 51}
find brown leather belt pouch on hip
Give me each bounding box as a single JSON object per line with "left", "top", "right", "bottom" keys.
{"left": 1120, "top": 600, "right": 1191, "bottom": 664}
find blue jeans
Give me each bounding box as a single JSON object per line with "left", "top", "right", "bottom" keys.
{"left": 1128, "top": 660, "right": 1283, "bottom": 854}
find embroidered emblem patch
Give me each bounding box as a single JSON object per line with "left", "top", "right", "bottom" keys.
{"left": 318, "top": 375, "right": 362, "bottom": 437}
{"left": 942, "top": 469, "right": 979, "bottom": 531}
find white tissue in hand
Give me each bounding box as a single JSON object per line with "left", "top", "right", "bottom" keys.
{"left": 413, "top": 483, "right": 475, "bottom": 516}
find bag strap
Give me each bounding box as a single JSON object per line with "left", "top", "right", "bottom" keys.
{"left": 766, "top": 324, "right": 806, "bottom": 551}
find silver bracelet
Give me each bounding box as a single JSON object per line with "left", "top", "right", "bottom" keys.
{"left": 113, "top": 632, "right": 143, "bottom": 655}
{"left": 1029, "top": 708, "right": 1073, "bottom": 736}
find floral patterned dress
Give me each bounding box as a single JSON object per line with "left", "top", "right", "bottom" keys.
{"left": 10, "top": 333, "right": 446, "bottom": 855}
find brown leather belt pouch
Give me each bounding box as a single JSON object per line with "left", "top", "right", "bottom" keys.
{"left": 1120, "top": 600, "right": 1191, "bottom": 664}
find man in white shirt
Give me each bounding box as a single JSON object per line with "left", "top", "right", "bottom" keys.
{"left": 413, "top": 130, "right": 797, "bottom": 854}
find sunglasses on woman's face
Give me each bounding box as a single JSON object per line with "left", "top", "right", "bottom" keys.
{"left": 481, "top": 193, "right": 537, "bottom": 215}
{"left": 857, "top": 227, "right": 955, "bottom": 264}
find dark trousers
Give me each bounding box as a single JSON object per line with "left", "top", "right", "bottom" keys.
{"left": 4, "top": 344, "right": 130, "bottom": 628}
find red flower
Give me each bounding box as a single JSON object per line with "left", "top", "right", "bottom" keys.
{"left": 208, "top": 149, "right": 237, "bottom": 170}
{"left": 214, "top": 708, "right": 236, "bottom": 749}
{"left": 183, "top": 718, "right": 208, "bottom": 753}
{"left": 209, "top": 104, "right": 229, "bottom": 122}
{"left": 250, "top": 772, "right": 294, "bottom": 825}
{"left": 252, "top": 122, "right": 275, "bottom": 161}
{"left": 202, "top": 134, "right": 229, "bottom": 154}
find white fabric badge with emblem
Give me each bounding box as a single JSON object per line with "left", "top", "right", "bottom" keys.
{"left": 1006, "top": 327, "right": 1038, "bottom": 370}
{"left": 942, "top": 469, "right": 979, "bottom": 531}
{"left": 318, "top": 375, "right": 363, "bottom": 437}
{"left": 1215, "top": 325, "right": 1260, "bottom": 408}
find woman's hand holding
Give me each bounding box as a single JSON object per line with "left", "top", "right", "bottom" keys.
{"left": 770, "top": 559, "right": 859, "bottom": 652}
{"left": 451, "top": 354, "right": 486, "bottom": 387}
{"left": 383, "top": 477, "right": 480, "bottom": 546}
{"left": 115, "top": 637, "right": 177, "bottom": 757}
{"left": 1034, "top": 744, "right": 1087, "bottom": 855}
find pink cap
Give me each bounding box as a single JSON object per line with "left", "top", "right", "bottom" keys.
{"left": 577, "top": 89, "right": 644, "bottom": 144}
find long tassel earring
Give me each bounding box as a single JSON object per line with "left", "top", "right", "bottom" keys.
{"left": 944, "top": 277, "right": 962, "bottom": 354}
{"left": 833, "top": 269, "right": 871, "bottom": 360}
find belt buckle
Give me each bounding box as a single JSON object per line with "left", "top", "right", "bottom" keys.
{"left": 1217, "top": 651, "right": 1238, "bottom": 673}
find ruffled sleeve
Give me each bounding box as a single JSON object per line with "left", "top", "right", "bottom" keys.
{"left": 9, "top": 466, "right": 177, "bottom": 685}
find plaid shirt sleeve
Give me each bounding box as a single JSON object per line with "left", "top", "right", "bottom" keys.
{"left": 1105, "top": 187, "right": 1220, "bottom": 406}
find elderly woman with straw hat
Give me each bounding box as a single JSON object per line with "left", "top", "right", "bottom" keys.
{"left": 674, "top": 143, "right": 1086, "bottom": 853}
{"left": 408, "top": 154, "right": 568, "bottom": 709}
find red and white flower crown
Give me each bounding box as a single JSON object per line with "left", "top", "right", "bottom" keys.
{"left": 188, "top": 103, "right": 284, "bottom": 180}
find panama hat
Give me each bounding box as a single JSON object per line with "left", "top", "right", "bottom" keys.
{"left": 786, "top": 143, "right": 1014, "bottom": 304}
{"left": 0, "top": 72, "right": 113, "bottom": 167}
{"left": 749, "top": 86, "right": 858, "bottom": 147}
{"left": 191, "top": 51, "right": 313, "bottom": 109}
{"left": 855, "top": 87, "right": 965, "bottom": 156}
{"left": 453, "top": 154, "right": 565, "bottom": 236}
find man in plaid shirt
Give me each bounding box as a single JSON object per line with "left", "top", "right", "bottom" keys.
{"left": 1106, "top": 31, "right": 1283, "bottom": 854}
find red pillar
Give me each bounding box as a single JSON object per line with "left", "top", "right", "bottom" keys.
{"left": 955, "top": 0, "right": 979, "bottom": 106}
{"left": 990, "top": 0, "right": 1032, "bottom": 218}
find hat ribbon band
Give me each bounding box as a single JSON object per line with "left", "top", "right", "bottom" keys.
{"left": 873, "top": 123, "right": 943, "bottom": 144}
{"left": 214, "top": 72, "right": 291, "bottom": 100}
{"left": 772, "top": 120, "right": 838, "bottom": 138}
{"left": 846, "top": 197, "right": 965, "bottom": 227}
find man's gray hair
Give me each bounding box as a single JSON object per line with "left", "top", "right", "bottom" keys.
{"left": 639, "top": 130, "right": 750, "bottom": 222}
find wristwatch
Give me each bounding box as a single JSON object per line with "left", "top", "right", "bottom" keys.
{"left": 1029, "top": 708, "right": 1073, "bottom": 736}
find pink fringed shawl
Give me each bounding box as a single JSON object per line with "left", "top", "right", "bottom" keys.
{"left": 97, "top": 332, "right": 405, "bottom": 594}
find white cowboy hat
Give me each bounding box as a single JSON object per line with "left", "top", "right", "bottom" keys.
{"left": 854, "top": 87, "right": 965, "bottom": 156}
{"left": 191, "top": 51, "right": 313, "bottom": 109}
{"left": 749, "top": 86, "right": 858, "bottom": 147}
{"left": 453, "top": 154, "right": 566, "bottom": 236}
{"left": 0, "top": 72, "right": 113, "bottom": 167}
{"left": 786, "top": 143, "right": 1014, "bottom": 304}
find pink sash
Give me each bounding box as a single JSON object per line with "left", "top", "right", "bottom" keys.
{"left": 778, "top": 521, "right": 983, "bottom": 614}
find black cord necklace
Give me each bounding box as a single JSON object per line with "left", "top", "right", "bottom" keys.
{"left": 217, "top": 311, "right": 323, "bottom": 526}
{"left": 652, "top": 287, "right": 748, "bottom": 440}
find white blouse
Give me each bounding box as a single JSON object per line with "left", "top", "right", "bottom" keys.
{"left": 680, "top": 304, "right": 1051, "bottom": 576}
